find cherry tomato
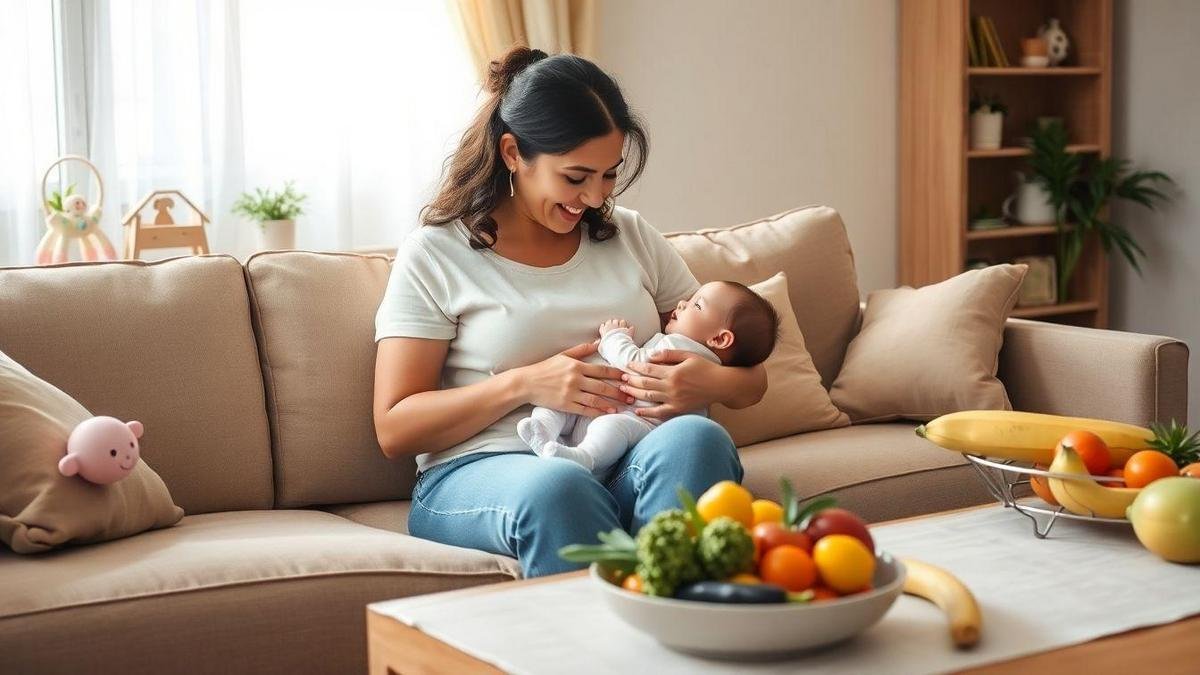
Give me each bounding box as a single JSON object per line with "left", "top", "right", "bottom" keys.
{"left": 696, "top": 480, "right": 755, "bottom": 528}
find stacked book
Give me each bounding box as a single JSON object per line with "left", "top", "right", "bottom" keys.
{"left": 968, "top": 16, "right": 1008, "bottom": 67}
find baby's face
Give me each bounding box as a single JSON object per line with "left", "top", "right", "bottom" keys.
{"left": 664, "top": 282, "right": 737, "bottom": 346}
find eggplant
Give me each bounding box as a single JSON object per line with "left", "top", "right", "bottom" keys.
{"left": 673, "top": 581, "right": 788, "bottom": 604}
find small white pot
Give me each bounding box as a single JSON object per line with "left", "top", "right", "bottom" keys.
{"left": 257, "top": 219, "right": 296, "bottom": 250}
{"left": 970, "top": 110, "right": 1004, "bottom": 150}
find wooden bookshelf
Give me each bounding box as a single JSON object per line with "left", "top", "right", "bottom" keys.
{"left": 900, "top": 0, "right": 1112, "bottom": 328}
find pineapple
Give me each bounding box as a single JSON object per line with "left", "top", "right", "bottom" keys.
{"left": 1147, "top": 420, "right": 1200, "bottom": 468}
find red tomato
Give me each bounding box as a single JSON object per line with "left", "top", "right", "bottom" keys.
{"left": 752, "top": 521, "right": 812, "bottom": 562}
{"left": 804, "top": 508, "right": 875, "bottom": 553}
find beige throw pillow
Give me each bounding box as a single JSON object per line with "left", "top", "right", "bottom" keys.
{"left": 711, "top": 273, "right": 850, "bottom": 446}
{"left": 0, "top": 349, "right": 184, "bottom": 554}
{"left": 829, "top": 264, "right": 1028, "bottom": 423}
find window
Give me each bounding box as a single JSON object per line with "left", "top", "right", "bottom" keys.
{"left": 0, "top": 0, "right": 481, "bottom": 265}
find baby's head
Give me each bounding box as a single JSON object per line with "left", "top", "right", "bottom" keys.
{"left": 665, "top": 281, "right": 780, "bottom": 367}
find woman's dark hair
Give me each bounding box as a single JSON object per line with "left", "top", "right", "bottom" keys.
{"left": 420, "top": 45, "right": 649, "bottom": 249}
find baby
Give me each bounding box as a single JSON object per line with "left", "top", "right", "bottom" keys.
{"left": 517, "top": 280, "right": 780, "bottom": 474}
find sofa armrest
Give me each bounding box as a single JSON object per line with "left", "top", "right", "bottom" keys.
{"left": 998, "top": 318, "right": 1190, "bottom": 426}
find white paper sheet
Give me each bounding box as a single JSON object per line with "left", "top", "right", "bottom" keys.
{"left": 370, "top": 505, "right": 1200, "bottom": 674}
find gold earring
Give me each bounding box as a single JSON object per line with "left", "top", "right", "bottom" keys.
{"left": 508, "top": 169, "right": 515, "bottom": 197}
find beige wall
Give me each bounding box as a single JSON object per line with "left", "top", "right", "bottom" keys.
{"left": 1111, "top": 1, "right": 1198, "bottom": 425}
{"left": 596, "top": 0, "right": 898, "bottom": 294}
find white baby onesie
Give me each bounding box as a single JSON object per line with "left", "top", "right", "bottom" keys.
{"left": 517, "top": 329, "right": 721, "bottom": 475}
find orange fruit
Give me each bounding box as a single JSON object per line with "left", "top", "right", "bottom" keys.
{"left": 1181, "top": 463, "right": 1200, "bottom": 479}
{"left": 759, "top": 544, "right": 817, "bottom": 592}
{"left": 696, "top": 481, "right": 755, "bottom": 529}
{"left": 1029, "top": 464, "right": 1059, "bottom": 505}
{"left": 1057, "top": 431, "right": 1112, "bottom": 475}
{"left": 622, "top": 573, "right": 643, "bottom": 593}
{"left": 1103, "top": 468, "right": 1126, "bottom": 488}
{"left": 1123, "top": 450, "right": 1179, "bottom": 489}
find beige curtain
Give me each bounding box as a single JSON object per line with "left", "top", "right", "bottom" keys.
{"left": 447, "top": 0, "right": 598, "bottom": 81}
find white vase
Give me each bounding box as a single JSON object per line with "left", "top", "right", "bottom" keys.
{"left": 257, "top": 219, "right": 296, "bottom": 250}
{"left": 1038, "top": 18, "right": 1070, "bottom": 66}
{"left": 970, "top": 111, "right": 1004, "bottom": 150}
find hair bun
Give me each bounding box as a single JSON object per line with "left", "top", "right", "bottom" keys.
{"left": 486, "top": 46, "right": 550, "bottom": 97}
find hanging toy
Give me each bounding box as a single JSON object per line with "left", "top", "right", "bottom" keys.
{"left": 37, "top": 155, "right": 118, "bottom": 264}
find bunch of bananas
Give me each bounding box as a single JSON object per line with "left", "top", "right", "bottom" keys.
{"left": 916, "top": 410, "right": 1155, "bottom": 519}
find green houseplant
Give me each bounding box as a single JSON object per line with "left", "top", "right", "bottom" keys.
{"left": 232, "top": 181, "right": 307, "bottom": 250}
{"left": 1026, "top": 120, "right": 1174, "bottom": 301}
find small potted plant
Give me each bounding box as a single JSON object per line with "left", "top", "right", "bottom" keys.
{"left": 233, "top": 181, "right": 307, "bottom": 251}
{"left": 969, "top": 94, "right": 1007, "bottom": 150}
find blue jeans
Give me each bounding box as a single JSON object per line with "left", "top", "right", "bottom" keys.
{"left": 408, "top": 415, "right": 743, "bottom": 577}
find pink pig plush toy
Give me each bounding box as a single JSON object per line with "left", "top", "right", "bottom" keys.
{"left": 58, "top": 416, "right": 144, "bottom": 484}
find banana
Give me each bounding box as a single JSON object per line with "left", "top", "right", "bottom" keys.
{"left": 901, "top": 558, "right": 981, "bottom": 648}
{"left": 1046, "top": 446, "right": 1141, "bottom": 519}
{"left": 915, "top": 410, "right": 1153, "bottom": 465}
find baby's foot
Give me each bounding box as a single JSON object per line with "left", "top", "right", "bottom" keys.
{"left": 517, "top": 417, "right": 553, "bottom": 452}
{"left": 539, "top": 441, "right": 596, "bottom": 472}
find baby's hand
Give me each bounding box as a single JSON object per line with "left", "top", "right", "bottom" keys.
{"left": 598, "top": 318, "right": 632, "bottom": 337}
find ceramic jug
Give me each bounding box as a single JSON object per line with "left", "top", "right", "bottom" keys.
{"left": 1002, "top": 174, "right": 1058, "bottom": 225}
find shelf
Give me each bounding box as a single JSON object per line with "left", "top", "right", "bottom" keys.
{"left": 1011, "top": 301, "right": 1099, "bottom": 319}
{"left": 967, "top": 224, "right": 1059, "bottom": 240}
{"left": 967, "top": 144, "right": 1102, "bottom": 158}
{"left": 969, "top": 67, "right": 1103, "bottom": 76}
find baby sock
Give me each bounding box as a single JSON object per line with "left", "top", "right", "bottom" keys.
{"left": 517, "top": 407, "right": 565, "bottom": 452}
{"left": 538, "top": 441, "right": 596, "bottom": 472}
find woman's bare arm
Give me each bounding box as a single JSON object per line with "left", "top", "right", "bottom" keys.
{"left": 373, "top": 337, "right": 630, "bottom": 460}
{"left": 373, "top": 337, "right": 526, "bottom": 459}
{"left": 618, "top": 351, "right": 768, "bottom": 420}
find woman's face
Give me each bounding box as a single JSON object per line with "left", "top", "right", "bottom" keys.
{"left": 502, "top": 128, "right": 625, "bottom": 235}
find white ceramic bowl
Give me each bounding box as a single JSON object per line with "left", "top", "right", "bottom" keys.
{"left": 591, "top": 553, "right": 906, "bottom": 659}
{"left": 1022, "top": 55, "right": 1050, "bottom": 68}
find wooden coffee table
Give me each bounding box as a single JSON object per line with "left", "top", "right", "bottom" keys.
{"left": 367, "top": 506, "right": 1199, "bottom": 674}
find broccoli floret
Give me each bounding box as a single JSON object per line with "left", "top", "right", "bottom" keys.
{"left": 697, "top": 516, "right": 754, "bottom": 579}
{"left": 635, "top": 509, "right": 702, "bottom": 596}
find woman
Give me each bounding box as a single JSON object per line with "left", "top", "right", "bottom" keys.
{"left": 373, "top": 46, "right": 766, "bottom": 577}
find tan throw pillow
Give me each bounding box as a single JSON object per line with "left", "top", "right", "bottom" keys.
{"left": 711, "top": 273, "right": 850, "bottom": 446}
{"left": 0, "top": 349, "right": 184, "bottom": 554}
{"left": 829, "top": 264, "right": 1029, "bottom": 424}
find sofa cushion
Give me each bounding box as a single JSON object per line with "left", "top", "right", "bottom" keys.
{"left": 318, "top": 500, "right": 413, "bottom": 534}
{"left": 0, "top": 349, "right": 183, "bottom": 553}
{"left": 0, "top": 510, "right": 519, "bottom": 674}
{"left": 830, "top": 264, "right": 1027, "bottom": 423}
{"left": 710, "top": 273, "right": 850, "bottom": 446}
{"left": 0, "top": 256, "right": 273, "bottom": 514}
{"left": 739, "top": 423, "right": 994, "bottom": 523}
{"left": 665, "top": 205, "right": 861, "bottom": 388}
{"left": 245, "top": 251, "right": 415, "bottom": 508}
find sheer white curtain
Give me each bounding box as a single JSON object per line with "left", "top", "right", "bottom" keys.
{"left": 1, "top": 0, "right": 479, "bottom": 266}
{"left": 0, "top": 2, "right": 59, "bottom": 267}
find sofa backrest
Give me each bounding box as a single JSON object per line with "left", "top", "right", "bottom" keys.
{"left": 0, "top": 256, "right": 274, "bottom": 515}
{"left": 244, "top": 251, "right": 412, "bottom": 507}
{"left": 665, "top": 205, "right": 861, "bottom": 388}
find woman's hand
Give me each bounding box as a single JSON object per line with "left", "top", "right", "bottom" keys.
{"left": 618, "top": 350, "right": 726, "bottom": 420}
{"left": 516, "top": 342, "right": 631, "bottom": 417}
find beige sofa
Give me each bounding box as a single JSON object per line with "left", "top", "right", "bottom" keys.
{"left": 0, "top": 206, "right": 1188, "bottom": 674}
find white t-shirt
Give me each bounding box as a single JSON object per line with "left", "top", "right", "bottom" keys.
{"left": 375, "top": 205, "right": 701, "bottom": 472}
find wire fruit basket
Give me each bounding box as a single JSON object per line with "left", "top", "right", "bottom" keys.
{"left": 964, "top": 454, "right": 1131, "bottom": 538}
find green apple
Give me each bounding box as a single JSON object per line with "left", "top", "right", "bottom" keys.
{"left": 1126, "top": 477, "right": 1200, "bottom": 563}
